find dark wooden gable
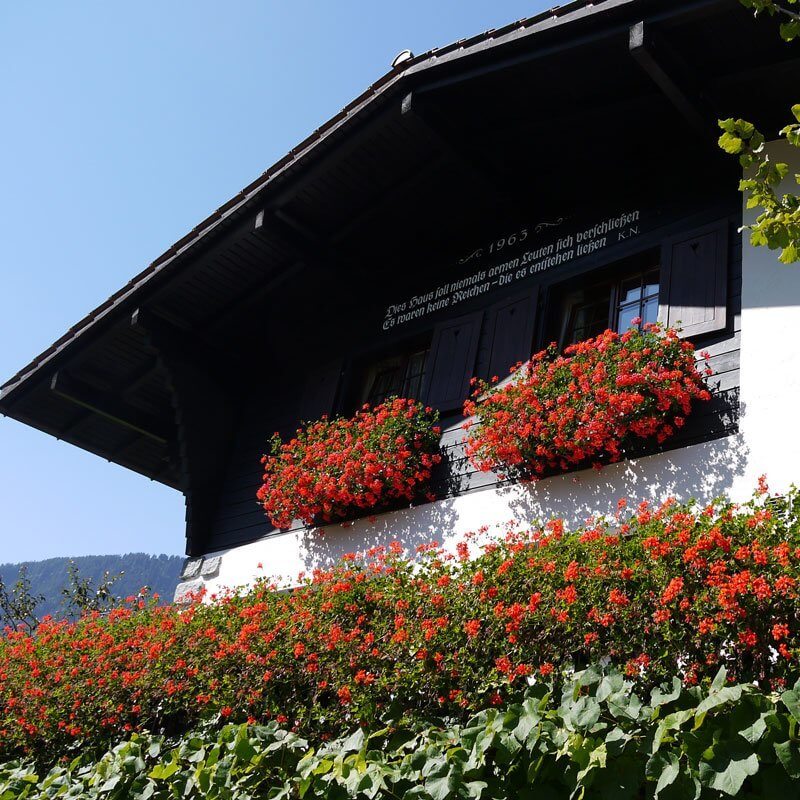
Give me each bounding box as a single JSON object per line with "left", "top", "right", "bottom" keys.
{"left": 299, "top": 359, "right": 344, "bottom": 422}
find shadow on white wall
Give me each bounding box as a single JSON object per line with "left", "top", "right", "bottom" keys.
{"left": 503, "top": 432, "right": 751, "bottom": 528}
{"left": 297, "top": 432, "right": 750, "bottom": 571}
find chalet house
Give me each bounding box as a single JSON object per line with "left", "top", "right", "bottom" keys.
{"left": 2, "top": 0, "right": 799, "bottom": 597}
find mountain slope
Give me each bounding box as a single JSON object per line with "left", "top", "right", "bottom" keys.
{"left": 0, "top": 553, "right": 183, "bottom": 618}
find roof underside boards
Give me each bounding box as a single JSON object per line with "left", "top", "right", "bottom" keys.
{"left": 0, "top": 0, "right": 797, "bottom": 499}
{"left": 0, "top": 0, "right": 675, "bottom": 399}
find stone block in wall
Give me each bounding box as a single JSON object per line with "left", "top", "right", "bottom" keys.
{"left": 180, "top": 557, "right": 203, "bottom": 579}
{"left": 200, "top": 556, "right": 222, "bottom": 578}
{"left": 174, "top": 579, "right": 203, "bottom": 604}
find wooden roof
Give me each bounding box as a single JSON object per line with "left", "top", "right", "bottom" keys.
{"left": 0, "top": 0, "right": 796, "bottom": 490}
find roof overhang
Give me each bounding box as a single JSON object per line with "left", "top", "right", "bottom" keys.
{"left": 1, "top": 0, "right": 796, "bottom": 492}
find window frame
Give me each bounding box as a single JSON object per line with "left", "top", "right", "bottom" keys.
{"left": 361, "top": 345, "right": 431, "bottom": 407}
{"left": 346, "top": 333, "right": 433, "bottom": 412}
{"left": 545, "top": 249, "right": 662, "bottom": 349}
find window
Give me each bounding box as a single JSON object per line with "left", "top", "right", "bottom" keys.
{"left": 564, "top": 291, "right": 612, "bottom": 344}
{"left": 616, "top": 269, "right": 659, "bottom": 334}
{"left": 360, "top": 345, "right": 430, "bottom": 406}
{"left": 552, "top": 253, "right": 660, "bottom": 347}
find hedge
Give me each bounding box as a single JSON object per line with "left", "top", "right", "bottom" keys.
{"left": 4, "top": 666, "right": 800, "bottom": 799}
{"left": 2, "top": 486, "right": 800, "bottom": 764}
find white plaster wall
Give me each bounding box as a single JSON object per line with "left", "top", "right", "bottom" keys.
{"left": 185, "top": 140, "right": 800, "bottom": 598}
{"left": 732, "top": 139, "right": 800, "bottom": 498}
{"left": 197, "top": 433, "right": 749, "bottom": 596}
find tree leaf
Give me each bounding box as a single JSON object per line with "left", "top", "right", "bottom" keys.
{"left": 341, "top": 728, "right": 366, "bottom": 754}
{"left": 148, "top": 760, "right": 181, "bottom": 780}
{"left": 651, "top": 678, "right": 682, "bottom": 709}
{"left": 696, "top": 685, "right": 742, "bottom": 717}
{"left": 646, "top": 751, "right": 680, "bottom": 798}
{"left": 711, "top": 667, "right": 727, "bottom": 692}
{"left": 719, "top": 132, "right": 745, "bottom": 154}
{"left": 775, "top": 740, "right": 800, "bottom": 779}
{"left": 571, "top": 697, "right": 601, "bottom": 729}
{"left": 426, "top": 772, "right": 458, "bottom": 800}
{"left": 698, "top": 744, "right": 759, "bottom": 796}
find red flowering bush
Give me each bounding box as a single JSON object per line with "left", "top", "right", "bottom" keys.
{"left": 463, "top": 324, "right": 711, "bottom": 479}
{"left": 258, "top": 397, "right": 442, "bottom": 528}
{"left": 2, "top": 486, "right": 800, "bottom": 763}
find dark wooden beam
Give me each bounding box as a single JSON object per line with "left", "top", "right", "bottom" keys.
{"left": 108, "top": 430, "right": 147, "bottom": 459}
{"left": 207, "top": 260, "right": 306, "bottom": 333}
{"left": 50, "top": 371, "right": 170, "bottom": 444}
{"left": 131, "top": 308, "right": 247, "bottom": 388}
{"left": 153, "top": 456, "right": 180, "bottom": 486}
{"left": 272, "top": 208, "right": 321, "bottom": 242}
{"left": 57, "top": 408, "right": 94, "bottom": 438}
{"left": 412, "top": 0, "right": 728, "bottom": 97}
{"left": 132, "top": 306, "right": 243, "bottom": 555}
{"left": 254, "top": 208, "right": 346, "bottom": 270}
{"left": 107, "top": 433, "right": 178, "bottom": 487}
{"left": 45, "top": 357, "right": 172, "bottom": 472}
{"left": 400, "top": 92, "right": 514, "bottom": 207}
{"left": 208, "top": 192, "right": 381, "bottom": 334}
{"left": 629, "top": 21, "right": 712, "bottom": 139}
{"left": 711, "top": 55, "right": 800, "bottom": 93}
{"left": 62, "top": 359, "right": 164, "bottom": 424}
{"left": 331, "top": 153, "right": 446, "bottom": 245}
{"left": 120, "top": 358, "right": 160, "bottom": 399}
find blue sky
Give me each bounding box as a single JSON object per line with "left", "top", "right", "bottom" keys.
{"left": 0, "top": 0, "right": 549, "bottom": 563}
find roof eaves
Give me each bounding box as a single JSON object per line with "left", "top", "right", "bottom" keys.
{"left": 0, "top": 70, "right": 409, "bottom": 401}
{"left": 1, "top": 0, "right": 629, "bottom": 403}
{"left": 402, "top": 0, "right": 634, "bottom": 78}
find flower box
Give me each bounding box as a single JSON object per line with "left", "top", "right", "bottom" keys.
{"left": 463, "top": 324, "right": 711, "bottom": 479}
{"left": 258, "top": 397, "right": 442, "bottom": 528}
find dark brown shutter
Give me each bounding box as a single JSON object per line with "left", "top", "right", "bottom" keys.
{"left": 425, "top": 311, "right": 484, "bottom": 411}
{"left": 659, "top": 220, "right": 728, "bottom": 337}
{"left": 485, "top": 289, "right": 539, "bottom": 380}
{"left": 299, "top": 358, "right": 343, "bottom": 422}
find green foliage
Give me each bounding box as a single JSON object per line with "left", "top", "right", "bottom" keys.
{"left": 718, "top": 1, "right": 800, "bottom": 263}
{"left": 4, "top": 668, "right": 800, "bottom": 799}
{"left": 739, "top": 0, "right": 800, "bottom": 42}
{"left": 0, "top": 566, "right": 43, "bottom": 632}
{"left": 3, "top": 488, "right": 800, "bottom": 766}
{"left": 718, "top": 113, "right": 800, "bottom": 264}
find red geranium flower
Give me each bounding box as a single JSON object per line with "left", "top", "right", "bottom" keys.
{"left": 464, "top": 325, "right": 709, "bottom": 479}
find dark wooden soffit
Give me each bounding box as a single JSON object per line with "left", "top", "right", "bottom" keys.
{"left": 0, "top": 0, "right": 770, "bottom": 496}
{"left": 50, "top": 371, "right": 171, "bottom": 445}
{"left": 0, "top": 0, "right": 710, "bottom": 405}
{"left": 629, "top": 20, "right": 716, "bottom": 141}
